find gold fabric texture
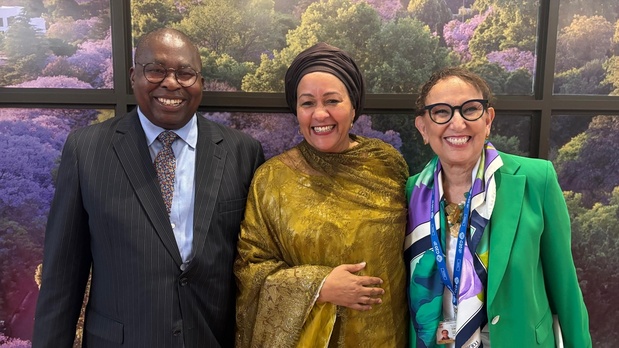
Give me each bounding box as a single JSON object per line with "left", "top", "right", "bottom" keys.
{"left": 235, "top": 135, "right": 409, "bottom": 348}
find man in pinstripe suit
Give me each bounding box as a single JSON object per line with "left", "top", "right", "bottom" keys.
{"left": 32, "top": 28, "right": 264, "bottom": 348}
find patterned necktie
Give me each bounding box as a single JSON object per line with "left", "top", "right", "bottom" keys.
{"left": 155, "top": 131, "right": 178, "bottom": 214}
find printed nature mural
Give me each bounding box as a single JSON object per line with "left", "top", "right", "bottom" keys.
{"left": 1, "top": 0, "right": 618, "bottom": 347}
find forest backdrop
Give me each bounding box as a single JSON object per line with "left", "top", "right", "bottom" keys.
{"left": 0, "top": 0, "right": 618, "bottom": 347}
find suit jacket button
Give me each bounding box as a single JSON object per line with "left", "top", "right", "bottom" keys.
{"left": 491, "top": 315, "right": 500, "bottom": 325}
{"left": 173, "top": 329, "right": 182, "bottom": 336}
{"left": 180, "top": 278, "right": 188, "bottom": 286}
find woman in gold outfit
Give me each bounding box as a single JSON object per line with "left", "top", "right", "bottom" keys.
{"left": 234, "top": 42, "right": 409, "bottom": 347}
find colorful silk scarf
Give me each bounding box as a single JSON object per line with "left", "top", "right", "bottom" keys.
{"left": 405, "top": 142, "right": 503, "bottom": 348}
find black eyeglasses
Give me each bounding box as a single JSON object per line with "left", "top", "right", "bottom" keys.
{"left": 423, "top": 99, "right": 488, "bottom": 124}
{"left": 136, "top": 62, "right": 201, "bottom": 87}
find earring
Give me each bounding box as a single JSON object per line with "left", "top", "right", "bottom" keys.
{"left": 423, "top": 138, "right": 428, "bottom": 145}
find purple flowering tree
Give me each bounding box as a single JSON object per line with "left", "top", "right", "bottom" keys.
{"left": 46, "top": 17, "right": 108, "bottom": 44}
{"left": 0, "top": 124, "right": 58, "bottom": 220}
{"left": 353, "top": 0, "right": 403, "bottom": 20}
{"left": 204, "top": 112, "right": 403, "bottom": 160}
{"left": 353, "top": 115, "right": 403, "bottom": 150}
{"left": 0, "top": 105, "right": 100, "bottom": 342}
{"left": 11, "top": 75, "right": 92, "bottom": 89}
{"left": 42, "top": 33, "right": 113, "bottom": 89}
{"left": 443, "top": 8, "right": 492, "bottom": 62}
{"left": 0, "top": 333, "right": 30, "bottom": 347}
{"left": 486, "top": 47, "right": 535, "bottom": 75}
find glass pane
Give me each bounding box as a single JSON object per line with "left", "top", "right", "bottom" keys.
{"left": 203, "top": 111, "right": 430, "bottom": 173}
{"left": 0, "top": 107, "right": 113, "bottom": 345}
{"left": 202, "top": 111, "right": 530, "bottom": 174}
{"left": 489, "top": 113, "right": 531, "bottom": 157}
{"left": 554, "top": 2, "right": 619, "bottom": 95}
{"left": 0, "top": 2, "right": 112, "bottom": 89}
{"left": 550, "top": 114, "right": 619, "bottom": 346}
{"left": 130, "top": 0, "right": 538, "bottom": 95}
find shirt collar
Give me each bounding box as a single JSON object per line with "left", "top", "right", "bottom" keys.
{"left": 137, "top": 107, "right": 198, "bottom": 149}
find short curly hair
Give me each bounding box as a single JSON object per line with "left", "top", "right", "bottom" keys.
{"left": 415, "top": 67, "right": 494, "bottom": 115}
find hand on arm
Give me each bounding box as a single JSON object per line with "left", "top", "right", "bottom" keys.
{"left": 317, "top": 262, "right": 384, "bottom": 311}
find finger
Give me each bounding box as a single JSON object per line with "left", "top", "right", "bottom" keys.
{"left": 350, "top": 303, "right": 373, "bottom": 311}
{"left": 360, "top": 295, "right": 382, "bottom": 305}
{"left": 358, "top": 276, "right": 384, "bottom": 287}
{"left": 340, "top": 261, "right": 366, "bottom": 273}
{"left": 365, "top": 287, "right": 385, "bottom": 297}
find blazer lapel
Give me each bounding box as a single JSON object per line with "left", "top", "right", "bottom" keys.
{"left": 487, "top": 155, "right": 524, "bottom": 307}
{"left": 113, "top": 110, "right": 183, "bottom": 266}
{"left": 191, "top": 117, "right": 226, "bottom": 260}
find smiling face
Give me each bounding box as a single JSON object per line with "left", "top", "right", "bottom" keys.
{"left": 415, "top": 76, "right": 494, "bottom": 171}
{"left": 130, "top": 30, "right": 204, "bottom": 130}
{"left": 296, "top": 72, "right": 356, "bottom": 153}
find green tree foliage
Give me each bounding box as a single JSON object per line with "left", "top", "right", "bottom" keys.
{"left": 503, "top": 68, "right": 532, "bottom": 95}
{"left": 242, "top": 0, "right": 382, "bottom": 92}
{"left": 558, "top": 0, "right": 619, "bottom": 29}
{"left": 21, "top": 0, "right": 46, "bottom": 17}
{"left": 407, "top": 0, "right": 452, "bottom": 39}
{"left": 565, "top": 188, "right": 619, "bottom": 346}
{"left": 555, "top": 115, "right": 619, "bottom": 207}
{"left": 490, "top": 114, "right": 530, "bottom": 155}
{"left": 243, "top": 0, "right": 452, "bottom": 94}
{"left": 0, "top": 15, "right": 48, "bottom": 84}
{"left": 554, "top": 59, "right": 613, "bottom": 95}
{"left": 291, "top": 0, "right": 382, "bottom": 55}
{"left": 130, "top": 0, "right": 183, "bottom": 44}
{"left": 549, "top": 115, "right": 593, "bottom": 160}
{"left": 555, "top": 15, "right": 614, "bottom": 73}
{"left": 604, "top": 56, "right": 619, "bottom": 96}
{"left": 365, "top": 17, "right": 453, "bottom": 93}
{"left": 200, "top": 49, "right": 256, "bottom": 91}
{"left": 231, "top": 0, "right": 285, "bottom": 61}
{"left": 241, "top": 49, "right": 294, "bottom": 92}
{"left": 370, "top": 113, "right": 434, "bottom": 174}
{"left": 464, "top": 60, "right": 509, "bottom": 93}
{"left": 175, "top": 0, "right": 284, "bottom": 63}
{"left": 603, "top": 20, "right": 619, "bottom": 96}
{"left": 176, "top": 0, "right": 242, "bottom": 54}
{"left": 42, "top": 0, "right": 82, "bottom": 20}
{"left": 469, "top": 0, "right": 537, "bottom": 59}
{"left": 460, "top": 60, "right": 531, "bottom": 96}
{"left": 488, "top": 134, "right": 525, "bottom": 156}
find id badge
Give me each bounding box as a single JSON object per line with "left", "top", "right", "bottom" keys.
{"left": 436, "top": 320, "right": 456, "bottom": 344}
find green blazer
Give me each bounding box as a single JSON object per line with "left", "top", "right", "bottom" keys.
{"left": 405, "top": 152, "right": 591, "bottom": 347}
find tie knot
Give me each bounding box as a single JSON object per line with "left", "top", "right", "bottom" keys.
{"left": 157, "top": 131, "right": 177, "bottom": 147}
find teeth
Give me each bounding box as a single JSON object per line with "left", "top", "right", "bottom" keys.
{"left": 313, "top": 125, "right": 335, "bottom": 133}
{"left": 158, "top": 98, "right": 182, "bottom": 106}
{"left": 446, "top": 136, "right": 469, "bottom": 145}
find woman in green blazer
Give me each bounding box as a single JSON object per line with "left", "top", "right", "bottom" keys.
{"left": 405, "top": 67, "right": 591, "bottom": 347}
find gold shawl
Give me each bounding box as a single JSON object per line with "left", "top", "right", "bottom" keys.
{"left": 235, "top": 135, "right": 409, "bottom": 347}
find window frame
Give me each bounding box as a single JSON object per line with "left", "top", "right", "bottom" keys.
{"left": 0, "top": 0, "right": 618, "bottom": 159}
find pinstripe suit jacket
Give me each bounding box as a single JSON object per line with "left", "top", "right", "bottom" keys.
{"left": 32, "top": 109, "right": 265, "bottom": 348}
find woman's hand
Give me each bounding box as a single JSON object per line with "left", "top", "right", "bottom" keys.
{"left": 317, "top": 262, "right": 384, "bottom": 311}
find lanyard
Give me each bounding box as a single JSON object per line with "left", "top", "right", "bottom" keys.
{"left": 430, "top": 187, "right": 473, "bottom": 311}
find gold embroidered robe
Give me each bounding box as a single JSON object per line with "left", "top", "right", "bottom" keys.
{"left": 235, "top": 135, "right": 409, "bottom": 348}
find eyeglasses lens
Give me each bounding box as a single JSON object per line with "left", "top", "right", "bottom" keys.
{"left": 143, "top": 63, "right": 198, "bottom": 87}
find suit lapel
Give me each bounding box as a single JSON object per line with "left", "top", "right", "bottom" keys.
{"left": 113, "top": 110, "right": 183, "bottom": 265}
{"left": 487, "top": 154, "right": 524, "bottom": 307}
{"left": 191, "top": 117, "right": 226, "bottom": 260}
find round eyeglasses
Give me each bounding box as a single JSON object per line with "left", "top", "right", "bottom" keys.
{"left": 136, "top": 62, "right": 201, "bottom": 87}
{"left": 423, "top": 99, "right": 488, "bottom": 124}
